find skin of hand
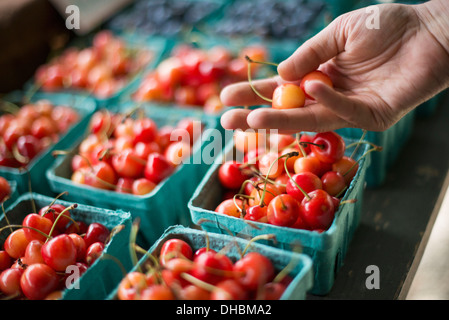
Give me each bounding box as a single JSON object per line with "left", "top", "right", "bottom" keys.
{"left": 220, "top": 0, "right": 449, "bottom": 134}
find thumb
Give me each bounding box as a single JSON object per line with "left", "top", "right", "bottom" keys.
{"left": 277, "top": 17, "right": 346, "bottom": 81}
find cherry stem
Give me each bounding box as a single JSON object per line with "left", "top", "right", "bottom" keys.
{"left": 0, "top": 224, "right": 51, "bottom": 239}
{"left": 259, "top": 152, "right": 298, "bottom": 206}
{"left": 273, "top": 244, "right": 303, "bottom": 284}
{"left": 295, "top": 133, "right": 308, "bottom": 157}
{"left": 45, "top": 204, "right": 78, "bottom": 243}
{"left": 241, "top": 234, "right": 276, "bottom": 256}
{"left": 283, "top": 154, "right": 312, "bottom": 201}
{"left": 348, "top": 129, "right": 367, "bottom": 159}
{"left": 129, "top": 218, "right": 141, "bottom": 271}
{"left": 343, "top": 145, "right": 382, "bottom": 177}
{"left": 245, "top": 56, "right": 273, "bottom": 104}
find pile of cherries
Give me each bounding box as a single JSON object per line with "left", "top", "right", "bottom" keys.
{"left": 0, "top": 100, "right": 80, "bottom": 168}
{"left": 68, "top": 109, "right": 200, "bottom": 196}
{"left": 0, "top": 202, "right": 111, "bottom": 300}
{"left": 117, "top": 237, "right": 291, "bottom": 300}
{"left": 0, "top": 177, "right": 11, "bottom": 203}
{"left": 132, "top": 44, "right": 268, "bottom": 114}
{"left": 34, "top": 31, "right": 153, "bottom": 98}
{"left": 215, "top": 130, "right": 363, "bottom": 232}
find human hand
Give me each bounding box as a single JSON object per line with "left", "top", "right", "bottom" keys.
{"left": 220, "top": 1, "right": 449, "bottom": 134}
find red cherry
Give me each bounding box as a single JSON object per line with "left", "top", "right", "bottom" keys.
{"left": 159, "top": 239, "right": 193, "bottom": 266}
{"left": 24, "top": 240, "right": 45, "bottom": 265}
{"left": 218, "top": 161, "right": 250, "bottom": 190}
{"left": 244, "top": 205, "right": 268, "bottom": 223}
{"left": 85, "top": 242, "right": 104, "bottom": 266}
{"left": 22, "top": 213, "right": 53, "bottom": 242}
{"left": 41, "top": 234, "right": 77, "bottom": 271}
{"left": 193, "top": 247, "right": 217, "bottom": 260}
{"left": 140, "top": 284, "right": 175, "bottom": 300}
{"left": 267, "top": 194, "right": 300, "bottom": 227}
{"left": 144, "top": 152, "right": 174, "bottom": 184}
{"left": 259, "top": 282, "right": 287, "bottom": 300}
{"left": 299, "top": 189, "right": 335, "bottom": 230}
{"left": 310, "top": 132, "right": 345, "bottom": 164}
{"left": 20, "top": 263, "right": 60, "bottom": 300}
{"left": 117, "top": 271, "right": 148, "bottom": 300}
{"left": 286, "top": 172, "right": 322, "bottom": 203}
{"left": 321, "top": 171, "right": 346, "bottom": 196}
{"left": 332, "top": 156, "right": 359, "bottom": 186}
{"left": 293, "top": 155, "right": 322, "bottom": 176}
{"left": 15, "top": 135, "right": 42, "bottom": 161}
{"left": 84, "top": 161, "right": 117, "bottom": 190}
{"left": 248, "top": 183, "right": 280, "bottom": 207}
{"left": 0, "top": 177, "right": 11, "bottom": 203}
{"left": 111, "top": 149, "right": 145, "bottom": 179}
{"left": 83, "top": 222, "right": 110, "bottom": 248}
{"left": 132, "top": 178, "right": 156, "bottom": 195}
{"left": 68, "top": 233, "right": 87, "bottom": 262}
{"left": 116, "top": 177, "right": 134, "bottom": 194}
{"left": 133, "top": 118, "right": 158, "bottom": 144}
{"left": 39, "top": 204, "right": 72, "bottom": 232}
{"left": 0, "top": 268, "right": 24, "bottom": 297}
{"left": 0, "top": 251, "right": 12, "bottom": 271}
{"left": 190, "top": 251, "right": 233, "bottom": 285}
{"left": 233, "top": 252, "right": 275, "bottom": 291}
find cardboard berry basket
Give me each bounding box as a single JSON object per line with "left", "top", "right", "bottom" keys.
{"left": 24, "top": 32, "right": 168, "bottom": 108}
{"left": 45, "top": 102, "right": 220, "bottom": 248}
{"left": 188, "top": 134, "right": 371, "bottom": 296}
{"left": 0, "top": 91, "right": 97, "bottom": 195}
{"left": 107, "top": 225, "right": 314, "bottom": 300}
{"left": 336, "top": 108, "right": 416, "bottom": 188}
{"left": 0, "top": 192, "right": 133, "bottom": 300}
{"left": 1, "top": 179, "right": 19, "bottom": 210}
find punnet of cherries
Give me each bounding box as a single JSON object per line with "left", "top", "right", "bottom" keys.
{"left": 132, "top": 43, "right": 268, "bottom": 114}
{"left": 0, "top": 100, "right": 80, "bottom": 169}
{"left": 34, "top": 30, "right": 154, "bottom": 99}
{"left": 117, "top": 236, "right": 294, "bottom": 300}
{"left": 0, "top": 200, "right": 112, "bottom": 300}
{"left": 61, "top": 108, "right": 201, "bottom": 196}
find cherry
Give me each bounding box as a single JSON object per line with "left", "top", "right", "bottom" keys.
{"left": 144, "top": 152, "right": 174, "bottom": 184}
{"left": 215, "top": 198, "right": 244, "bottom": 218}
{"left": 193, "top": 247, "right": 217, "bottom": 260}
{"left": 64, "top": 221, "right": 88, "bottom": 235}
{"left": 84, "top": 161, "right": 117, "bottom": 190}
{"left": 282, "top": 147, "right": 302, "bottom": 172}
{"left": 133, "top": 117, "right": 158, "bottom": 144}
{"left": 332, "top": 156, "right": 359, "bottom": 186}
{"left": 0, "top": 251, "right": 12, "bottom": 271}
{"left": 300, "top": 70, "right": 333, "bottom": 100}
{"left": 116, "top": 177, "right": 134, "bottom": 194}
{"left": 267, "top": 194, "right": 300, "bottom": 227}
{"left": 117, "top": 271, "right": 148, "bottom": 300}
{"left": 24, "top": 240, "right": 45, "bottom": 265}
{"left": 321, "top": 171, "right": 346, "bottom": 196}
{"left": 39, "top": 204, "right": 72, "bottom": 232}
{"left": 299, "top": 189, "right": 335, "bottom": 230}
{"left": 68, "top": 233, "right": 87, "bottom": 262}
{"left": 22, "top": 213, "right": 53, "bottom": 242}
{"left": 85, "top": 242, "right": 104, "bottom": 266}
{"left": 272, "top": 83, "right": 306, "bottom": 109}
{"left": 159, "top": 238, "right": 193, "bottom": 267}
{"left": 0, "top": 177, "right": 11, "bottom": 203}
{"left": 164, "top": 141, "right": 191, "bottom": 166}
{"left": 259, "top": 282, "right": 287, "bottom": 300}
{"left": 140, "top": 284, "right": 175, "bottom": 300}
{"left": 244, "top": 205, "right": 268, "bottom": 223}
{"left": 243, "top": 147, "right": 265, "bottom": 168}
{"left": 111, "top": 149, "right": 145, "bottom": 179}
{"left": 180, "top": 284, "right": 211, "bottom": 300}
{"left": 210, "top": 279, "right": 248, "bottom": 300}
{"left": 293, "top": 155, "right": 322, "bottom": 176}
{"left": 190, "top": 251, "right": 233, "bottom": 285}
{"left": 20, "top": 263, "right": 60, "bottom": 300}
{"left": 269, "top": 133, "right": 296, "bottom": 151}
{"left": 218, "top": 161, "right": 250, "bottom": 190}
{"left": 310, "top": 131, "right": 345, "bottom": 164}
{"left": 286, "top": 172, "right": 322, "bottom": 203}
{"left": 4, "top": 229, "right": 30, "bottom": 259}
{"left": 233, "top": 130, "right": 266, "bottom": 154}
{"left": 258, "top": 151, "right": 285, "bottom": 179}
{"left": 15, "top": 135, "right": 42, "bottom": 161}
{"left": 41, "top": 234, "right": 77, "bottom": 271}
{"left": 0, "top": 268, "right": 23, "bottom": 297}
{"left": 233, "top": 252, "right": 275, "bottom": 291}
{"left": 83, "top": 222, "right": 110, "bottom": 247}
{"left": 132, "top": 178, "right": 156, "bottom": 195}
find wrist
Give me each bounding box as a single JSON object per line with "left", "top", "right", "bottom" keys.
{"left": 415, "top": 0, "right": 449, "bottom": 55}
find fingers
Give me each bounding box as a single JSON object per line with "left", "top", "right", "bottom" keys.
{"left": 277, "top": 17, "right": 347, "bottom": 81}
{"left": 220, "top": 108, "right": 252, "bottom": 131}
{"left": 220, "top": 77, "right": 281, "bottom": 107}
